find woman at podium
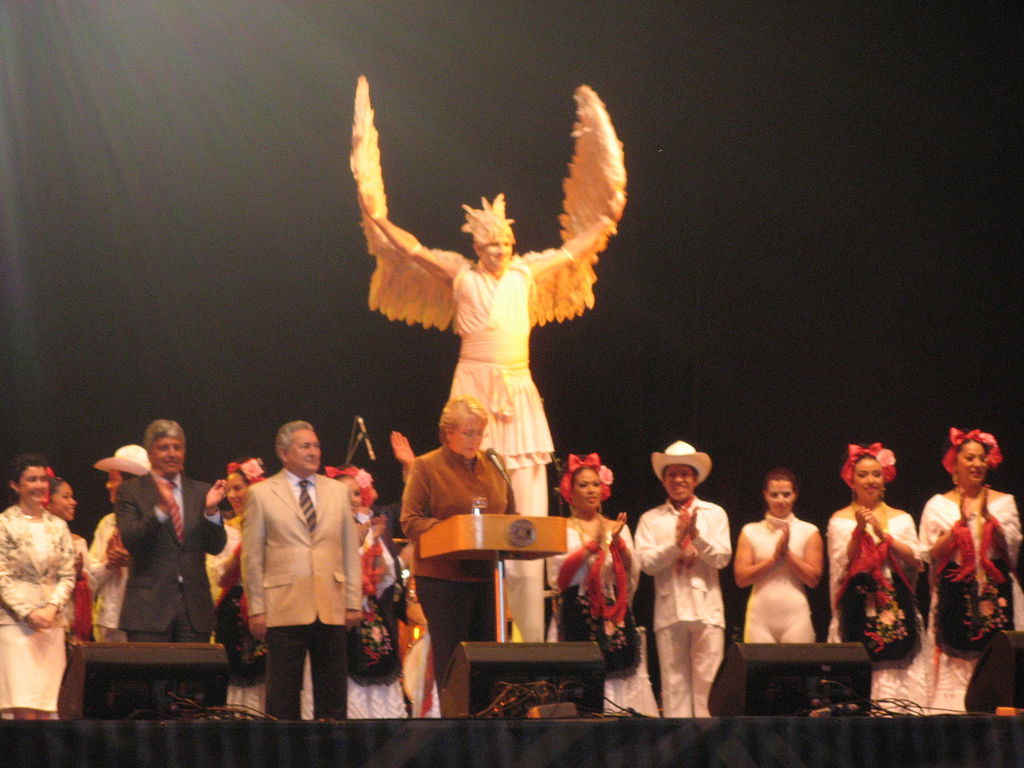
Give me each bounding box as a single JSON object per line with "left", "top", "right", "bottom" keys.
{"left": 401, "top": 396, "right": 509, "bottom": 689}
{"left": 546, "top": 453, "right": 659, "bottom": 716}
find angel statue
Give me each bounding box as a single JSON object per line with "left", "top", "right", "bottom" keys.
{"left": 351, "top": 75, "right": 625, "bottom": 643}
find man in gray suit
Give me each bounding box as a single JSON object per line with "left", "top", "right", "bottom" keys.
{"left": 242, "top": 420, "right": 362, "bottom": 720}
{"left": 115, "top": 420, "right": 227, "bottom": 642}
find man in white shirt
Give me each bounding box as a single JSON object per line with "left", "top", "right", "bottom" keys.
{"left": 242, "top": 420, "right": 362, "bottom": 720}
{"left": 115, "top": 420, "right": 227, "bottom": 642}
{"left": 634, "top": 440, "right": 732, "bottom": 717}
{"left": 87, "top": 444, "right": 151, "bottom": 641}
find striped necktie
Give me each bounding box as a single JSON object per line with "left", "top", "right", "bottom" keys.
{"left": 166, "top": 478, "right": 183, "bottom": 542}
{"left": 299, "top": 479, "right": 317, "bottom": 532}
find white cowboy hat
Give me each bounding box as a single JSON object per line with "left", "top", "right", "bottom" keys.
{"left": 94, "top": 444, "right": 151, "bottom": 476}
{"left": 651, "top": 440, "right": 712, "bottom": 484}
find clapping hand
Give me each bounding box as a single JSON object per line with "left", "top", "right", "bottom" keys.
{"left": 774, "top": 522, "right": 790, "bottom": 560}
{"left": 676, "top": 508, "right": 698, "bottom": 543}
{"left": 855, "top": 506, "right": 883, "bottom": 536}
{"left": 609, "top": 512, "right": 627, "bottom": 541}
{"left": 106, "top": 531, "right": 129, "bottom": 568}
{"left": 155, "top": 477, "right": 176, "bottom": 512}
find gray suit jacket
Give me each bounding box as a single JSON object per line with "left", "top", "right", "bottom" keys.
{"left": 115, "top": 473, "right": 226, "bottom": 634}
{"left": 242, "top": 471, "right": 361, "bottom": 627}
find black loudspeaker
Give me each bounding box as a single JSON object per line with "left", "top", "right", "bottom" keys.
{"left": 59, "top": 642, "right": 229, "bottom": 719}
{"left": 708, "top": 642, "right": 872, "bottom": 716}
{"left": 965, "top": 631, "right": 1024, "bottom": 713}
{"left": 440, "top": 642, "right": 605, "bottom": 718}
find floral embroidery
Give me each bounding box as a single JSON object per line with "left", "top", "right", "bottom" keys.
{"left": 0, "top": 507, "right": 76, "bottom": 622}
{"left": 965, "top": 579, "right": 1011, "bottom": 642}
{"left": 575, "top": 585, "right": 629, "bottom": 653}
{"left": 856, "top": 582, "right": 909, "bottom": 654}
{"left": 355, "top": 596, "right": 394, "bottom": 665}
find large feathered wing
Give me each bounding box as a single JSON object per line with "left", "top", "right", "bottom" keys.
{"left": 528, "top": 85, "right": 626, "bottom": 327}
{"left": 350, "top": 76, "right": 465, "bottom": 331}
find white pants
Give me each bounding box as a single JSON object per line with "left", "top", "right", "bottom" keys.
{"left": 655, "top": 620, "right": 724, "bottom": 717}
{"left": 502, "top": 463, "right": 547, "bottom": 643}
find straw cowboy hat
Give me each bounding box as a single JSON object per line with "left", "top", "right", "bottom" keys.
{"left": 93, "top": 444, "right": 151, "bottom": 476}
{"left": 650, "top": 440, "right": 712, "bottom": 484}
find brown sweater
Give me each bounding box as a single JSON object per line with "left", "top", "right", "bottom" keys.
{"left": 401, "top": 446, "right": 509, "bottom": 581}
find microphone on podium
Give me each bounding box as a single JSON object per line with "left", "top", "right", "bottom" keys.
{"left": 485, "top": 448, "right": 516, "bottom": 515}
{"left": 484, "top": 448, "right": 511, "bottom": 486}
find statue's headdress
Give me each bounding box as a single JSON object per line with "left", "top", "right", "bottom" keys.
{"left": 461, "top": 194, "right": 515, "bottom": 244}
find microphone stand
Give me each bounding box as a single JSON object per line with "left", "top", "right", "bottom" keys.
{"left": 485, "top": 448, "right": 517, "bottom": 642}
{"left": 344, "top": 417, "right": 368, "bottom": 466}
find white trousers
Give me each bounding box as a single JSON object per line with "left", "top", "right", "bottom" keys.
{"left": 655, "top": 620, "right": 724, "bottom": 717}
{"left": 502, "top": 463, "right": 547, "bottom": 643}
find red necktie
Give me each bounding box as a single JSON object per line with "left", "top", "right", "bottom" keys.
{"left": 166, "top": 479, "right": 183, "bottom": 542}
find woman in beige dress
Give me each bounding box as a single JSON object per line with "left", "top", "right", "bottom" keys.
{"left": 0, "top": 454, "right": 75, "bottom": 719}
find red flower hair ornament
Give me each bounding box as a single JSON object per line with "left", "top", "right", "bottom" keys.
{"left": 942, "top": 428, "right": 1003, "bottom": 476}
{"left": 840, "top": 443, "right": 897, "bottom": 488}
{"left": 325, "top": 465, "right": 378, "bottom": 508}
{"left": 559, "top": 453, "right": 614, "bottom": 504}
{"left": 226, "top": 458, "right": 266, "bottom": 484}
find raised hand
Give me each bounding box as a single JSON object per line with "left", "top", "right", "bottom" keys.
{"left": 390, "top": 431, "right": 415, "bottom": 470}
{"left": 205, "top": 479, "right": 227, "bottom": 511}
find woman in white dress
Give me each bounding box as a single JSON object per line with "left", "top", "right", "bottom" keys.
{"left": 735, "top": 468, "right": 822, "bottom": 642}
{"left": 332, "top": 467, "right": 407, "bottom": 719}
{"left": 546, "top": 453, "right": 659, "bottom": 717}
{"left": 45, "top": 475, "right": 94, "bottom": 641}
{"left": 826, "top": 443, "right": 930, "bottom": 705}
{"left": 919, "top": 428, "right": 1022, "bottom": 713}
{"left": 207, "top": 457, "right": 267, "bottom": 713}
{"left": 0, "top": 454, "right": 76, "bottom": 719}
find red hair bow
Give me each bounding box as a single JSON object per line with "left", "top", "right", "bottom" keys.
{"left": 942, "top": 428, "right": 1003, "bottom": 475}
{"left": 326, "top": 466, "right": 378, "bottom": 508}
{"left": 226, "top": 458, "right": 265, "bottom": 484}
{"left": 559, "top": 453, "right": 614, "bottom": 504}
{"left": 840, "top": 443, "right": 897, "bottom": 488}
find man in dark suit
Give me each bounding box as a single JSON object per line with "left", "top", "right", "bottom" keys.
{"left": 242, "top": 420, "right": 362, "bottom": 720}
{"left": 115, "top": 419, "right": 227, "bottom": 642}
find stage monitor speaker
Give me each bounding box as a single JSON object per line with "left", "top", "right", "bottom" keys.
{"left": 965, "top": 631, "right": 1024, "bottom": 713}
{"left": 59, "top": 642, "right": 229, "bottom": 719}
{"left": 708, "top": 642, "right": 872, "bottom": 716}
{"left": 440, "top": 641, "right": 605, "bottom": 718}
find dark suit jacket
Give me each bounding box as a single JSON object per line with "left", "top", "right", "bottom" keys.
{"left": 115, "top": 473, "right": 227, "bottom": 634}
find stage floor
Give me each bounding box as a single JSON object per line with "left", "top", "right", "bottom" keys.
{"left": 4, "top": 714, "right": 1024, "bottom": 768}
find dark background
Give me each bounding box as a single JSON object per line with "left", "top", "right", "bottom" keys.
{"left": 2, "top": 2, "right": 1021, "bottom": 646}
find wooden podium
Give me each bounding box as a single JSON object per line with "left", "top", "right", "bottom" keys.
{"left": 420, "top": 514, "right": 566, "bottom": 641}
